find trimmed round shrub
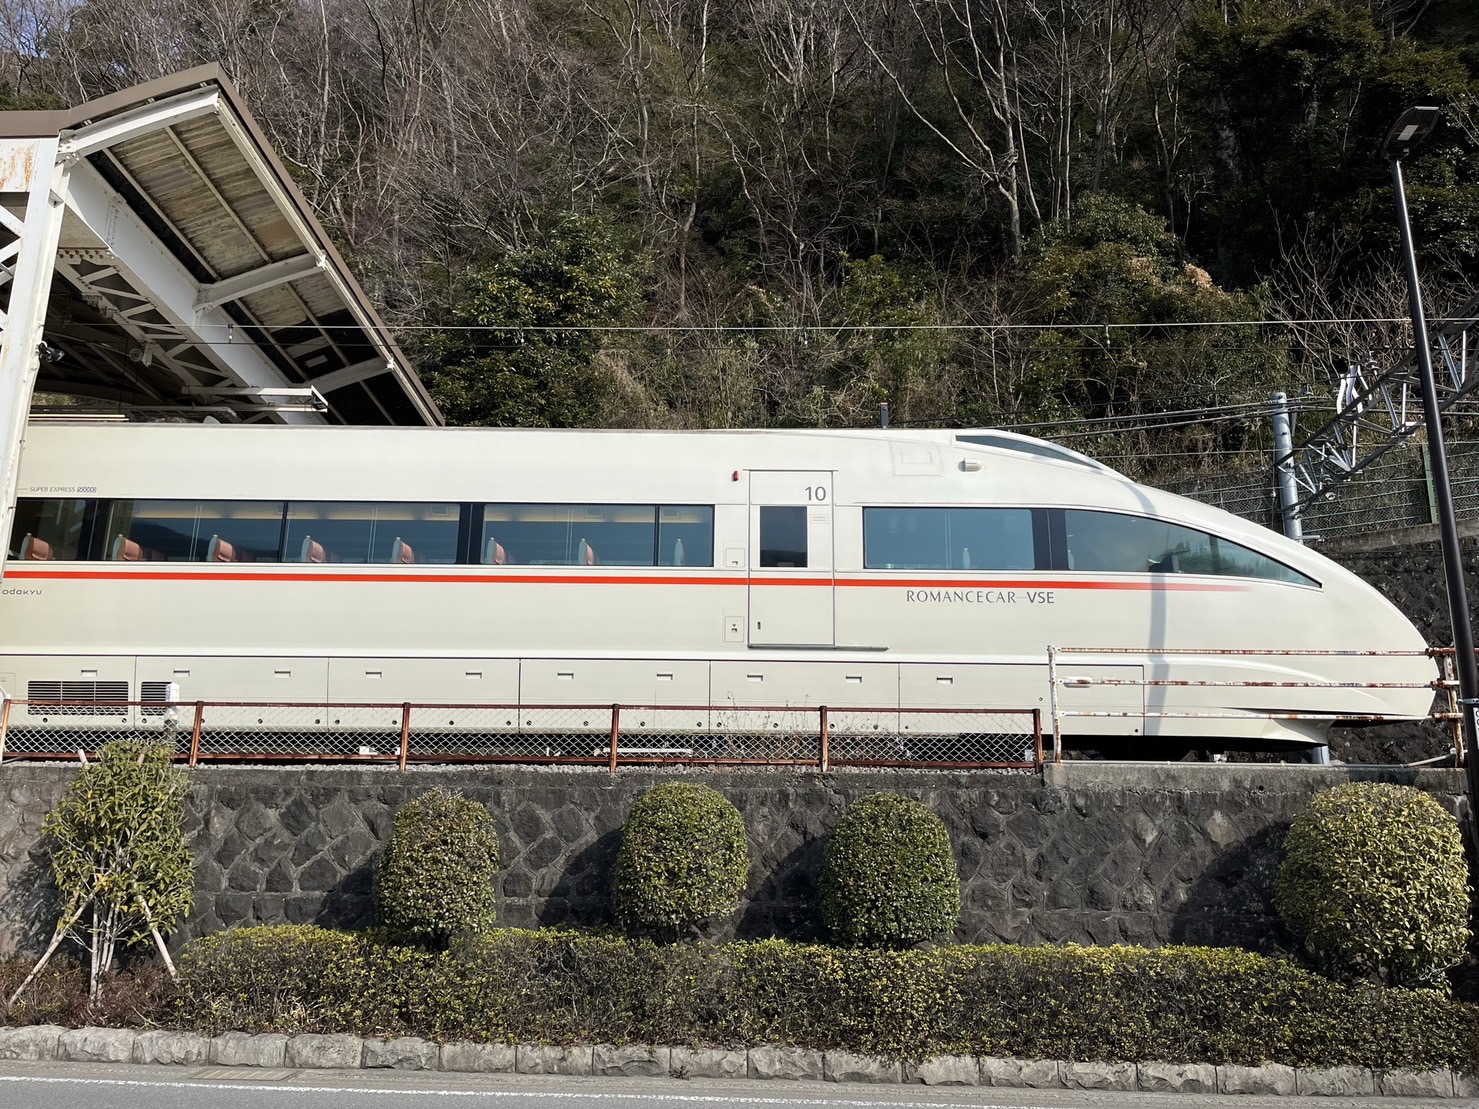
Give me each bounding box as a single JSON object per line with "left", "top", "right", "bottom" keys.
{"left": 819, "top": 792, "right": 960, "bottom": 948}
{"left": 613, "top": 782, "right": 749, "bottom": 935}
{"left": 1275, "top": 781, "right": 1470, "bottom": 987}
{"left": 375, "top": 789, "right": 500, "bottom": 946}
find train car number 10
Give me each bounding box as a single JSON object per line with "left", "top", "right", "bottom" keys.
{"left": 806, "top": 485, "right": 828, "bottom": 502}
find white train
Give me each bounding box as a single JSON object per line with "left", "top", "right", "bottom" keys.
{"left": 0, "top": 422, "right": 1437, "bottom": 756}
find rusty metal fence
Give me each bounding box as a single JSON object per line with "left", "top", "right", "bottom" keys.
{"left": 0, "top": 699, "right": 1044, "bottom": 772}
{"left": 1045, "top": 645, "right": 1454, "bottom": 762}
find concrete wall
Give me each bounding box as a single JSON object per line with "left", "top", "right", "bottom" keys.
{"left": 0, "top": 762, "right": 1467, "bottom": 955}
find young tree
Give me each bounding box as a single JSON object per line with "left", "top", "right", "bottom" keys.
{"left": 8, "top": 739, "right": 194, "bottom": 1003}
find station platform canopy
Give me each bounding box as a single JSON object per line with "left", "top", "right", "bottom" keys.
{"left": 0, "top": 65, "right": 442, "bottom": 426}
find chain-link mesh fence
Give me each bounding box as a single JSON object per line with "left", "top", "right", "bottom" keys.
{"left": 0, "top": 700, "right": 1044, "bottom": 770}
{"left": 1164, "top": 439, "right": 1479, "bottom": 540}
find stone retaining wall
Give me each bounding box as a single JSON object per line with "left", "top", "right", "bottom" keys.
{"left": 0, "top": 761, "right": 1467, "bottom": 953}
{"left": 0, "top": 1026, "right": 1471, "bottom": 1097}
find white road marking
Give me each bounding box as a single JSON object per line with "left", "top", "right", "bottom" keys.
{"left": 0, "top": 1074, "right": 1024, "bottom": 1107}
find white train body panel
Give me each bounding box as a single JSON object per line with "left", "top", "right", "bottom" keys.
{"left": 0, "top": 424, "right": 1436, "bottom": 748}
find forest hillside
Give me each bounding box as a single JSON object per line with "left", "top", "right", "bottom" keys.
{"left": 2, "top": 0, "right": 1477, "bottom": 480}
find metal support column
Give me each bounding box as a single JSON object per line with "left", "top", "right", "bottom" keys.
{"left": 0, "top": 137, "right": 67, "bottom": 575}
{"left": 1270, "top": 392, "right": 1304, "bottom": 543}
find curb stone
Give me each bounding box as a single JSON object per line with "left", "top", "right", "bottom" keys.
{"left": 440, "top": 1042, "right": 516, "bottom": 1073}
{"left": 1221, "top": 1064, "right": 1297, "bottom": 1096}
{"left": 1139, "top": 1061, "right": 1217, "bottom": 1093}
{"left": 594, "top": 1044, "right": 665, "bottom": 1078}
{"left": 12, "top": 1029, "right": 1473, "bottom": 1096}
{"left": 0, "top": 1025, "right": 66, "bottom": 1061}
{"left": 210, "top": 1032, "right": 287, "bottom": 1068}
{"left": 903, "top": 1054, "right": 977, "bottom": 1085}
{"left": 517, "top": 1044, "right": 594, "bottom": 1076}
{"left": 823, "top": 1050, "right": 901, "bottom": 1083}
{"left": 980, "top": 1056, "right": 1063, "bottom": 1088}
{"left": 669, "top": 1046, "right": 747, "bottom": 1079}
{"left": 363, "top": 1037, "right": 438, "bottom": 1070}
{"left": 133, "top": 1030, "right": 210, "bottom": 1066}
{"left": 748, "top": 1044, "right": 825, "bottom": 1080}
{"left": 1064, "top": 1060, "right": 1135, "bottom": 1091}
{"left": 1296, "top": 1066, "right": 1376, "bottom": 1097}
{"left": 1379, "top": 1069, "right": 1455, "bottom": 1098}
{"left": 59, "top": 1027, "right": 136, "bottom": 1063}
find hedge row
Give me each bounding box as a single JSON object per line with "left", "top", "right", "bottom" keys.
{"left": 172, "top": 925, "right": 1479, "bottom": 1069}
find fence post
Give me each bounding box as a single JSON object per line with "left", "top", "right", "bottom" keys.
{"left": 1446, "top": 654, "right": 1465, "bottom": 766}
{"left": 1033, "top": 708, "right": 1044, "bottom": 769}
{"left": 818, "top": 706, "right": 829, "bottom": 773}
{"left": 1046, "top": 646, "right": 1063, "bottom": 763}
{"left": 0, "top": 697, "right": 10, "bottom": 765}
{"left": 608, "top": 705, "right": 620, "bottom": 775}
{"left": 188, "top": 701, "right": 204, "bottom": 768}
{"left": 398, "top": 703, "right": 412, "bottom": 771}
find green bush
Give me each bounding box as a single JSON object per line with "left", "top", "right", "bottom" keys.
{"left": 171, "top": 926, "right": 1479, "bottom": 1069}
{"left": 613, "top": 782, "right": 749, "bottom": 936}
{"left": 818, "top": 792, "right": 960, "bottom": 948}
{"left": 1275, "top": 782, "right": 1471, "bottom": 987}
{"left": 375, "top": 789, "right": 500, "bottom": 947}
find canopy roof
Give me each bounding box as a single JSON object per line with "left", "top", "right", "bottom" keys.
{"left": 0, "top": 65, "right": 441, "bottom": 425}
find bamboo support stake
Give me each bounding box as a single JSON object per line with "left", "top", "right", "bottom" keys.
{"left": 819, "top": 706, "right": 829, "bottom": 773}
{"left": 608, "top": 705, "right": 620, "bottom": 775}
{"left": 398, "top": 704, "right": 412, "bottom": 771}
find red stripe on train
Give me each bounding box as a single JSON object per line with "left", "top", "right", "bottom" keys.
{"left": 3, "top": 568, "right": 1249, "bottom": 591}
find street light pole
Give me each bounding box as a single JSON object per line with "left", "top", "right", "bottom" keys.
{"left": 1382, "top": 106, "right": 1479, "bottom": 813}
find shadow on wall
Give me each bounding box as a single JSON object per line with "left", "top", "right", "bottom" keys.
{"left": 1168, "top": 822, "right": 1290, "bottom": 951}
{"left": 537, "top": 827, "right": 622, "bottom": 930}
{"left": 1, "top": 848, "right": 57, "bottom": 957}
{"left": 316, "top": 859, "right": 377, "bottom": 931}
{"left": 735, "top": 835, "right": 826, "bottom": 942}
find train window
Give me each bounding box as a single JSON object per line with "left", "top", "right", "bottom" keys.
{"left": 104, "top": 500, "right": 286, "bottom": 562}
{"left": 863, "top": 507, "right": 1036, "bottom": 570}
{"left": 658, "top": 506, "right": 714, "bottom": 567}
{"left": 9, "top": 498, "right": 89, "bottom": 561}
{"left": 284, "top": 502, "right": 460, "bottom": 564}
{"left": 479, "top": 504, "right": 661, "bottom": 566}
{"left": 1061, "top": 510, "right": 1316, "bottom": 584}
{"left": 760, "top": 506, "right": 807, "bottom": 568}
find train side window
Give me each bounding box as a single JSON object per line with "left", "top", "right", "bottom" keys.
{"left": 285, "top": 502, "right": 460, "bottom": 564}
{"left": 863, "top": 507, "right": 1036, "bottom": 570}
{"left": 1061, "top": 510, "right": 1315, "bottom": 585}
{"left": 105, "top": 500, "right": 286, "bottom": 562}
{"left": 658, "top": 506, "right": 714, "bottom": 567}
{"left": 8, "top": 498, "right": 88, "bottom": 561}
{"left": 760, "top": 506, "right": 807, "bottom": 568}
{"left": 480, "top": 504, "right": 659, "bottom": 566}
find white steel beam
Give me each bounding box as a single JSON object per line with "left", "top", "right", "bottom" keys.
{"left": 0, "top": 137, "right": 67, "bottom": 582}
{"left": 306, "top": 357, "right": 392, "bottom": 394}
{"left": 57, "top": 87, "right": 222, "bottom": 160}
{"left": 194, "top": 252, "right": 325, "bottom": 314}
{"left": 63, "top": 159, "right": 319, "bottom": 425}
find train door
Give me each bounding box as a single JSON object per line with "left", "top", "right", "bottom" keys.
{"left": 748, "top": 471, "right": 834, "bottom": 647}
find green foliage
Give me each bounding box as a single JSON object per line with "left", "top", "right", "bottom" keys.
{"left": 174, "top": 925, "right": 423, "bottom": 1034}
{"left": 818, "top": 793, "right": 960, "bottom": 948}
{"left": 1275, "top": 782, "right": 1471, "bottom": 988}
{"left": 1015, "top": 196, "right": 1287, "bottom": 477}
{"left": 40, "top": 739, "right": 193, "bottom": 998}
{"left": 613, "top": 782, "right": 749, "bottom": 936}
{"left": 423, "top": 214, "right": 648, "bottom": 427}
{"left": 172, "top": 926, "right": 1479, "bottom": 1069}
{"left": 375, "top": 789, "right": 500, "bottom": 947}
{"left": 1183, "top": 4, "right": 1477, "bottom": 282}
